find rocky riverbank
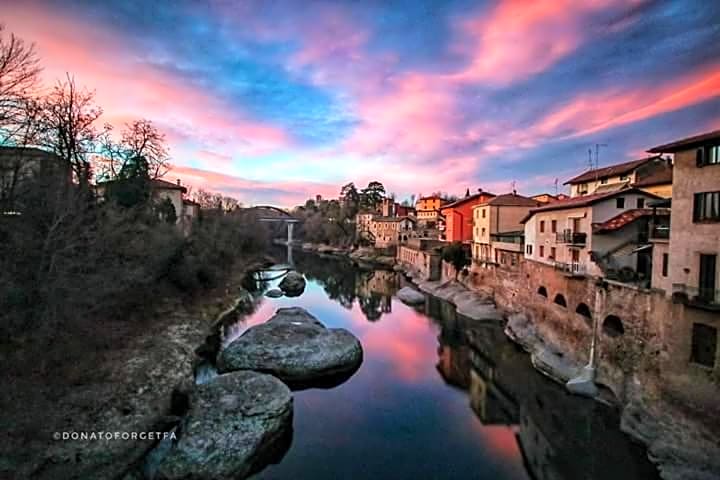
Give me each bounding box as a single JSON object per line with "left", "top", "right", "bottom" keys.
{"left": 396, "top": 261, "right": 720, "bottom": 480}
{"left": 0, "top": 260, "right": 268, "bottom": 480}
{"left": 298, "top": 242, "right": 395, "bottom": 268}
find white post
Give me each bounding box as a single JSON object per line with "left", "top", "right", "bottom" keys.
{"left": 287, "top": 222, "right": 294, "bottom": 245}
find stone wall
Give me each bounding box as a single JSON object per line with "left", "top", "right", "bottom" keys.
{"left": 456, "top": 258, "right": 718, "bottom": 412}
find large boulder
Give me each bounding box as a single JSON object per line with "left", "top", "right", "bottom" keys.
{"left": 396, "top": 286, "right": 425, "bottom": 305}
{"left": 156, "top": 371, "right": 292, "bottom": 480}
{"left": 217, "top": 307, "right": 363, "bottom": 387}
{"left": 278, "top": 271, "right": 306, "bottom": 297}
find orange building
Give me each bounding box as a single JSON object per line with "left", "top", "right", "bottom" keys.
{"left": 415, "top": 195, "right": 447, "bottom": 226}
{"left": 441, "top": 190, "right": 496, "bottom": 243}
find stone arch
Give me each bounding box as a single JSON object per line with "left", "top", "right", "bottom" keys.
{"left": 537, "top": 286, "right": 548, "bottom": 298}
{"left": 553, "top": 293, "right": 567, "bottom": 307}
{"left": 575, "top": 302, "right": 592, "bottom": 318}
{"left": 602, "top": 315, "right": 625, "bottom": 337}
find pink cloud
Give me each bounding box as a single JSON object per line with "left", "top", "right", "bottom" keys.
{"left": 3, "top": 3, "right": 291, "bottom": 157}
{"left": 451, "top": 0, "right": 632, "bottom": 85}
{"left": 169, "top": 165, "right": 338, "bottom": 207}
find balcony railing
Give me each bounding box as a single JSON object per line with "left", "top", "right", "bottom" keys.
{"left": 672, "top": 284, "right": 720, "bottom": 310}
{"left": 649, "top": 224, "right": 670, "bottom": 240}
{"left": 556, "top": 230, "right": 587, "bottom": 245}
{"left": 553, "top": 261, "right": 587, "bottom": 276}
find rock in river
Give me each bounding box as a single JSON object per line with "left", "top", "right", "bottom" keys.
{"left": 265, "top": 288, "right": 284, "bottom": 298}
{"left": 217, "top": 307, "right": 363, "bottom": 387}
{"left": 396, "top": 286, "right": 425, "bottom": 305}
{"left": 278, "top": 271, "right": 306, "bottom": 297}
{"left": 156, "top": 371, "right": 292, "bottom": 480}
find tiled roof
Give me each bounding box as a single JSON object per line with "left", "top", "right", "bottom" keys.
{"left": 632, "top": 167, "right": 673, "bottom": 187}
{"left": 484, "top": 193, "right": 540, "bottom": 207}
{"left": 593, "top": 209, "right": 654, "bottom": 233}
{"left": 647, "top": 129, "right": 720, "bottom": 153}
{"left": 564, "top": 157, "right": 660, "bottom": 185}
{"left": 98, "top": 177, "right": 187, "bottom": 192}
{"left": 440, "top": 191, "right": 496, "bottom": 210}
{"left": 519, "top": 188, "right": 662, "bottom": 223}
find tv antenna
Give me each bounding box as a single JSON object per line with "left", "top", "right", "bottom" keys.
{"left": 594, "top": 143, "right": 607, "bottom": 169}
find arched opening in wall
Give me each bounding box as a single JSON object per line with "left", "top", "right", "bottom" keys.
{"left": 575, "top": 303, "right": 592, "bottom": 326}
{"left": 602, "top": 315, "right": 625, "bottom": 337}
{"left": 553, "top": 294, "right": 567, "bottom": 307}
{"left": 537, "top": 286, "right": 548, "bottom": 298}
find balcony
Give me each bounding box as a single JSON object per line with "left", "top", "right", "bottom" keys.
{"left": 672, "top": 284, "right": 720, "bottom": 311}
{"left": 553, "top": 261, "right": 587, "bottom": 277}
{"left": 649, "top": 224, "right": 670, "bottom": 240}
{"left": 556, "top": 230, "right": 587, "bottom": 246}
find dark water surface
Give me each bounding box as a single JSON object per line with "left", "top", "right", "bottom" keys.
{"left": 221, "top": 251, "right": 658, "bottom": 480}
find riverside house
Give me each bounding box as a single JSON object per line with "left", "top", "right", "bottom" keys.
{"left": 522, "top": 188, "right": 663, "bottom": 282}
{"left": 415, "top": 195, "right": 446, "bottom": 227}
{"left": 565, "top": 155, "right": 673, "bottom": 198}
{"left": 440, "top": 189, "right": 495, "bottom": 243}
{"left": 471, "top": 192, "right": 540, "bottom": 268}
{"left": 647, "top": 130, "right": 720, "bottom": 311}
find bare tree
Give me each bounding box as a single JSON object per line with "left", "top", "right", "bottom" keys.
{"left": 96, "top": 119, "right": 169, "bottom": 181}
{"left": 37, "top": 75, "right": 102, "bottom": 187}
{"left": 0, "top": 25, "right": 42, "bottom": 146}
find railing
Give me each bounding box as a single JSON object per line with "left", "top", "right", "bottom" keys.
{"left": 490, "top": 233, "right": 523, "bottom": 244}
{"left": 556, "top": 230, "right": 587, "bottom": 245}
{"left": 672, "top": 284, "right": 720, "bottom": 309}
{"left": 553, "top": 261, "right": 587, "bottom": 276}
{"left": 649, "top": 224, "right": 670, "bottom": 239}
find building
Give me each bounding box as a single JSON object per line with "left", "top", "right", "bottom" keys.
{"left": 96, "top": 178, "right": 191, "bottom": 224}
{"left": 522, "top": 188, "right": 663, "bottom": 281}
{"left": 0, "top": 147, "right": 72, "bottom": 215}
{"left": 440, "top": 189, "right": 496, "bottom": 243}
{"left": 648, "top": 130, "right": 720, "bottom": 308}
{"left": 415, "top": 195, "right": 446, "bottom": 227}
{"left": 532, "top": 193, "right": 559, "bottom": 204}
{"left": 472, "top": 192, "right": 540, "bottom": 268}
{"left": 564, "top": 155, "right": 671, "bottom": 198}
{"left": 366, "top": 215, "right": 416, "bottom": 248}
{"left": 381, "top": 198, "right": 416, "bottom": 218}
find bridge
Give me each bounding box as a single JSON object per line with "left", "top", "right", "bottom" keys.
{"left": 246, "top": 205, "right": 299, "bottom": 245}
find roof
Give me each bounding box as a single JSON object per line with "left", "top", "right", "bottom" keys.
{"left": 373, "top": 215, "right": 415, "bottom": 222}
{"left": 647, "top": 129, "right": 720, "bottom": 153}
{"left": 632, "top": 167, "right": 673, "bottom": 188}
{"left": 474, "top": 193, "right": 540, "bottom": 207}
{"left": 440, "top": 191, "right": 496, "bottom": 210}
{"left": 593, "top": 209, "right": 657, "bottom": 233}
{"left": 520, "top": 188, "right": 662, "bottom": 223}
{"left": 564, "top": 156, "right": 662, "bottom": 185}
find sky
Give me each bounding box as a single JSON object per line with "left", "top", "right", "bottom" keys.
{"left": 4, "top": 0, "right": 720, "bottom": 206}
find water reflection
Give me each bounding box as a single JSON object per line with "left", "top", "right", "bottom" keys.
{"left": 221, "top": 252, "right": 657, "bottom": 480}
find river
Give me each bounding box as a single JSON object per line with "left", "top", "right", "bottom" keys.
{"left": 217, "top": 250, "right": 659, "bottom": 480}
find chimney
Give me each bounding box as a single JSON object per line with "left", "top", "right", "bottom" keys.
{"left": 477, "top": 188, "right": 483, "bottom": 193}
{"left": 176, "top": 179, "right": 181, "bottom": 186}
{"left": 512, "top": 189, "right": 517, "bottom": 195}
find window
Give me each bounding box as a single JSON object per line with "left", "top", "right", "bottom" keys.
{"left": 690, "top": 323, "right": 717, "bottom": 368}
{"left": 553, "top": 294, "right": 567, "bottom": 307}
{"left": 620, "top": 174, "right": 629, "bottom": 181}
{"left": 600, "top": 178, "right": 608, "bottom": 184}
{"left": 693, "top": 191, "right": 720, "bottom": 222}
{"left": 537, "top": 286, "right": 548, "bottom": 297}
{"left": 550, "top": 247, "right": 556, "bottom": 259}
{"left": 696, "top": 145, "right": 720, "bottom": 167}
{"left": 540, "top": 220, "right": 545, "bottom": 233}
{"left": 551, "top": 220, "right": 557, "bottom": 233}
{"left": 637, "top": 198, "right": 645, "bottom": 208}
{"left": 579, "top": 183, "right": 588, "bottom": 194}
{"left": 482, "top": 209, "right": 486, "bottom": 218}
{"left": 662, "top": 253, "right": 669, "bottom": 277}
{"left": 616, "top": 197, "right": 625, "bottom": 209}
{"left": 526, "top": 244, "right": 533, "bottom": 255}
{"left": 481, "top": 228, "right": 486, "bottom": 236}
{"left": 539, "top": 245, "right": 544, "bottom": 257}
